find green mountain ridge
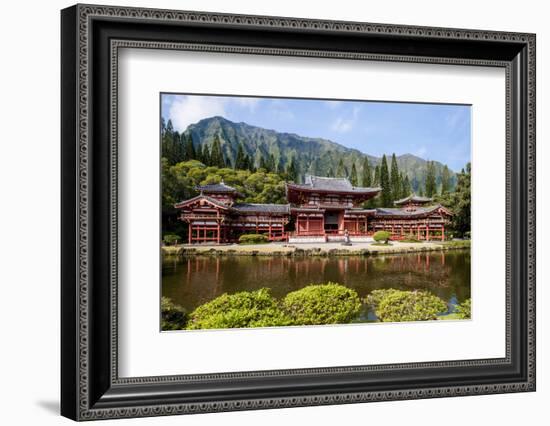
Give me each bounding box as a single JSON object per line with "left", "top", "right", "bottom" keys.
{"left": 182, "top": 116, "right": 457, "bottom": 192}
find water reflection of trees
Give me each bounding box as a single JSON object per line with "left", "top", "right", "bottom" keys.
{"left": 162, "top": 250, "right": 471, "bottom": 312}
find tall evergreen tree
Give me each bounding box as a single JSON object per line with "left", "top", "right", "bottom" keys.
{"left": 401, "top": 173, "right": 411, "bottom": 198}
{"left": 379, "top": 154, "right": 392, "bottom": 207}
{"left": 267, "top": 154, "right": 276, "bottom": 173}
{"left": 259, "top": 156, "right": 268, "bottom": 171}
{"left": 450, "top": 162, "right": 471, "bottom": 237}
{"left": 373, "top": 164, "right": 381, "bottom": 187}
{"left": 390, "top": 153, "right": 401, "bottom": 202}
{"left": 161, "top": 117, "right": 167, "bottom": 136}
{"left": 286, "top": 157, "right": 299, "bottom": 182}
{"left": 234, "top": 144, "right": 246, "bottom": 170}
{"left": 165, "top": 119, "right": 173, "bottom": 136}
{"left": 327, "top": 167, "right": 334, "bottom": 177}
{"left": 184, "top": 134, "right": 195, "bottom": 161}
{"left": 161, "top": 119, "right": 174, "bottom": 163}
{"left": 362, "top": 157, "right": 372, "bottom": 187}
{"left": 336, "top": 159, "right": 346, "bottom": 178}
{"left": 277, "top": 158, "right": 285, "bottom": 175}
{"left": 441, "top": 165, "right": 452, "bottom": 195}
{"left": 350, "top": 163, "right": 358, "bottom": 186}
{"left": 201, "top": 144, "right": 211, "bottom": 166}
{"left": 242, "top": 153, "right": 254, "bottom": 172}
{"left": 425, "top": 160, "right": 437, "bottom": 197}
{"left": 210, "top": 134, "right": 225, "bottom": 168}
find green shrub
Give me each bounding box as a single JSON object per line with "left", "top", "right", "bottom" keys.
{"left": 163, "top": 234, "right": 181, "bottom": 245}
{"left": 161, "top": 297, "right": 188, "bottom": 330}
{"left": 187, "top": 288, "right": 292, "bottom": 330}
{"left": 454, "top": 298, "right": 471, "bottom": 319}
{"left": 366, "top": 289, "right": 447, "bottom": 322}
{"left": 373, "top": 231, "right": 391, "bottom": 244}
{"left": 238, "top": 233, "right": 269, "bottom": 245}
{"left": 282, "top": 283, "right": 362, "bottom": 325}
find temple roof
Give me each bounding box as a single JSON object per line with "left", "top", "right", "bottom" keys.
{"left": 394, "top": 194, "right": 433, "bottom": 206}
{"left": 232, "top": 203, "right": 290, "bottom": 214}
{"left": 195, "top": 181, "right": 238, "bottom": 194}
{"left": 174, "top": 194, "right": 230, "bottom": 210}
{"left": 375, "top": 205, "right": 452, "bottom": 218}
{"left": 287, "top": 175, "right": 381, "bottom": 194}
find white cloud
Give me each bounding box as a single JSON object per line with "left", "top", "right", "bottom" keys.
{"left": 166, "top": 96, "right": 263, "bottom": 131}
{"left": 168, "top": 96, "right": 227, "bottom": 131}
{"left": 330, "top": 106, "right": 360, "bottom": 133}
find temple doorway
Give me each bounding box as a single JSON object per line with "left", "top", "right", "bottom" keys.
{"left": 324, "top": 211, "right": 340, "bottom": 233}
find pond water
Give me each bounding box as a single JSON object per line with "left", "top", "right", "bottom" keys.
{"left": 162, "top": 249, "right": 471, "bottom": 317}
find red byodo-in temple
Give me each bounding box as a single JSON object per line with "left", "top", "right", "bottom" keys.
{"left": 174, "top": 175, "right": 452, "bottom": 244}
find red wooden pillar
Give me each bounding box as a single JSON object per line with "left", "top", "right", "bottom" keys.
{"left": 441, "top": 224, "right": 445, "bottom": 241}
{"left": 188, "top": 223, "right": 192, "bottom": 244}
{"left": 417, "top": 225, "right": 420, "bottom": 240}
{"left": 426, "top": 224, "right": 430, "bottom": 241}
{"left": 216, "top": 222, "right": 220, "bottom": 244}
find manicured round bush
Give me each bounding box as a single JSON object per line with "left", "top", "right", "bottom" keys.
{"left": 282, "top": 283, "right": 362, "bottom": 325}
{"left": 187, "top": 288, "right": 292, "bottom": 330}
{"left": 163, "top": 234, "right": 181, "bottom": 245}
{"left": 238, "top": 233, "right": 269, "bottom": 245}
{"left": 366, "top": 289, "right": 447, "bottom": 322}
{"left": 455, "top": 298, "right": 471, "bottom": 319}
{"left": 373, "top": 231, "right": 391, "bottom": 244}
{"left": 161, "top": 297, "right": 188, "bottom": 330}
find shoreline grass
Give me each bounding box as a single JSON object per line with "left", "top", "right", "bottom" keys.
{"left": 162, "top": 239, "right": 470, "bottom": 258}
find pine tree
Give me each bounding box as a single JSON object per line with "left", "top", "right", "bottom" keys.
{"left": 234, "top": 144, "right": 246, "bottom": 170}
{"left": 267, "top": 154, "right": 276, "bottom": 173}
{"left": 450, "top": 162, "right": 471, "bottom": 237}
{"left": 184, "top": 134, "right": 195, "bottom": 161}
{"left": 210, "top": 134, "right": 225, "bottom": 168}
{"left": 286, "top": 157, "right": 298, "bottom": 182}
{"left": 259, "top": 156, "right": 268, "bottom": 171}
{"left": 379, "top": 154, "right": 392, "bottom": 207}
{"left": 425, "top": 161, "right": 437, "bottom": 197}
{"left": 277, "top": 158, "right": 285, "bottom": 174}
{"left": 161, "top": 119, "right": 174, "bottom": 163}
{"left": 336, "top": 159, "right": 346, "bottom": 178}
{"left": 350, "top": 163, "right": 358, "bottom": 186}
{"left": 373, "top": 164, "right": 381, "bottom": 186}
{"left": 327, "top": 167, "right": 334, "bottom": 177}
{"left": 246, "top": 155, "right": 256, "bottom": 172}
{"left": 390, "top": 153, "right": 401, "bottom": 202}
{"left": 401, "top": 174, "right": 411, "bottom": 198}
{"left": 201, "top": 144, "right": 211, "bottom": 166}
{"left": 441, "top": 165, "right": 452, "bottom": 195}
{"left": 362, "top": 157, "right": 372, "bottom": 187}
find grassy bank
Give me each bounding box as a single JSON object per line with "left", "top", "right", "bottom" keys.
{"left": 162, "top": 240, "right": 470, "bottom": 258}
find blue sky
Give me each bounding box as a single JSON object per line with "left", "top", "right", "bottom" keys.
{"left": 161, "top": 94, "right": 471, "bottom": 172}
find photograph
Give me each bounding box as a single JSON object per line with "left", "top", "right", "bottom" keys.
{"left": 160, "top": 94, "right": 472, "bottom": 331}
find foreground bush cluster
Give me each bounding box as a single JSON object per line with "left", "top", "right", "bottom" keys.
{"left": 365, "top": 289, "right": 447, "bottom": 322}
{"left": 162, "top": 284, "right": 470, "bottom": 330}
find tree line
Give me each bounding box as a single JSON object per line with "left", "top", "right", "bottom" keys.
{"left": 162, "top": 118, "right": 299, "bottom": 182}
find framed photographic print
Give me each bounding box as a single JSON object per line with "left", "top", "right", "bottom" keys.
{"left": 61, "top": 4, "right": 536, "bottom": 421}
